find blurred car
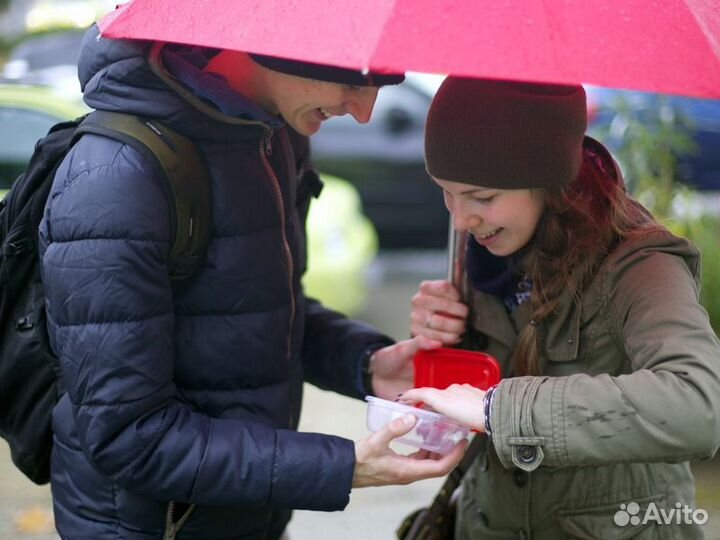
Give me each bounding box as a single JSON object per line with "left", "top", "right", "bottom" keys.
{"left": 0, "top": 82, "right": 88, "bottom": 192}
{"left": 2, "top": 29, "right": 85, "bottom": 96}
{"left": 585, "top": 86, "right": 720, "bottom": 192}
{"left": 0, "top": 82, "right": 376, "bottom": 315}
{"left": 311, "top": 74, "right": 448, "bottom": 249}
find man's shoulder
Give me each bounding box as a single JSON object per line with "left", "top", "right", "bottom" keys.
{"left": 56, "top": 134, "right": 156, "bottom": 188}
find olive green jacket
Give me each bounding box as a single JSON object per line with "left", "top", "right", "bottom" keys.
{"left": 458, "top": 229, "right": 720, "bottom": 540}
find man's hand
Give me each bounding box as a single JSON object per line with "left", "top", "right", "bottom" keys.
{"left": 352, "top": 414, "right": 467, "bottom": 488}
{"left": 371, "top": 335, "right": 442, "bottom": 400}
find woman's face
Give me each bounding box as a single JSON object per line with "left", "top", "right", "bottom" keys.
{"left": 435, "top": 177, "right": 546, "bottom": 257}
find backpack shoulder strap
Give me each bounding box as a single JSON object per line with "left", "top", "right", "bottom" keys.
{"left": 76, "top": 111, "right": 211, "bottom": 286}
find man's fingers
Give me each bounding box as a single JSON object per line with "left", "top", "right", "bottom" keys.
{"left": 406, "top": 448, "right": 444, "bottom": 461}
{"left": 396, "top": 439, "right": 468, "bottom": 480}
{"left": 371, "top": 413, "right": 417, "bottom": 448}
{"left": 394, "top": 335, "right": 443, "bottom": 357}
{"left": 435, "top": 438, "right": 468, "bottom": 471}
{"left": 415, "top": 334, "right": 445, "bottom": 350}
{"left": 419, "top": 439, "right": 467, "bottom": 475}
{"left": 354, "top": 426, "right": 469, "bottom": 487}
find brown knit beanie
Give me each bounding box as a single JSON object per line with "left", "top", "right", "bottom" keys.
{"left": 425, "top": 77, "right": 587, "bottom": 189}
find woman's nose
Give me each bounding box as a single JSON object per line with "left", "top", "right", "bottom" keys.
{"left": 451, "top": 201, "right": 481, "bottom": 231}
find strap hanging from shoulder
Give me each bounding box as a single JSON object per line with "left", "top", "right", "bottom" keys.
{"left": 76, "top": 111, "right": 211, "bottom": 285}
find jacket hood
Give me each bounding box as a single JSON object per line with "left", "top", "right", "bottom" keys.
{"left": 78, "top": 24, "right": 268, "bottom": 141}
{"left": 606, "top": 227, "right": 701, "bottom": 285}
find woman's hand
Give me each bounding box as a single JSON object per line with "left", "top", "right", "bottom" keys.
{"left": 352, "top": 414, "right": 467, "bottom": 488}
{"left": 398, "top": 384, "right": 486, "bottom": 431}
{"left": 410, "top": 280, "right": 469, "bottom": 345}
{"left": 371, "top": 335, "right": 442, "bottom": 400}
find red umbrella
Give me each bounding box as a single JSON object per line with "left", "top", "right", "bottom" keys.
{"left": 99, "top": 0, "right": 720, "bottom": 99}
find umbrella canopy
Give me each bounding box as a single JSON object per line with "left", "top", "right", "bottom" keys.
{"left": 99, "top": 0, "right": 720, "bottom": 99}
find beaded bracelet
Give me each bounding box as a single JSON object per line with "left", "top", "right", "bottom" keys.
{"left": 483, "top": 384, "right": 498, "bottom": 438}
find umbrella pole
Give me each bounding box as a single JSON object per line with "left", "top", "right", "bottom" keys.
{"left": 446, "top": 215, "right": 467, "bottom": 292}
{"left": 446, "top": 216, "right": 475, "bottom": 350}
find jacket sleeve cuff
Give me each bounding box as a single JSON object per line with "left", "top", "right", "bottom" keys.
{"left": 271, "top": 430, "right": 355, "bottom": 510}
{"left": 490, "top": 376, "right": 566, "bottom": 471}
{"left": 355, "top": 343, "right": 387, "bottom": 397}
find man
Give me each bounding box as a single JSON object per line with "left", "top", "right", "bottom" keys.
{"left": 38, "top": 24, "right": 464, "bottom": 540}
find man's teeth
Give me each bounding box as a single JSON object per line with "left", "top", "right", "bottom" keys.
{"left": 320, "top": 108, "right": 333, "bottom": 119}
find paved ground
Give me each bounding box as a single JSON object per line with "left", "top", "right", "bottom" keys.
{"left": 1, "top": 251, "right": 719, "bottom": 539}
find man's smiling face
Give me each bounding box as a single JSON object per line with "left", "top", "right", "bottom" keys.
{"left": 266, "top": 74, "right": 379, "bottom": 135}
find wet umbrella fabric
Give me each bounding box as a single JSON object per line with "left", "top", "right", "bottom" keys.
{"left": 99, "top": 0, "right": 720, "bottom": 99}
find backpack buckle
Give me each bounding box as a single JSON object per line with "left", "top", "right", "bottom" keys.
{"left": 5, "top": 238, "right": 33, "bottom": 256}
{"left": 16, "top": 315, "right": 34, "bottom": 331}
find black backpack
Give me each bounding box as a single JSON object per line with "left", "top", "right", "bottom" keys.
{"left": 0, "top": 110, "right": 211, "bottom": 484}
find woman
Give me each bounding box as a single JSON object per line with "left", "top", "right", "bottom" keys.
{"left": 401, "top": 77, "right": 720, "bottom": 539}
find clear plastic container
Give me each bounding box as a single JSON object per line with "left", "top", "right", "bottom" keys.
{"left": 365, "top": 396, "right": 469, "bottom": 454}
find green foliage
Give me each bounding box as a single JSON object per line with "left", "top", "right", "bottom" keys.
{"left": 0, "top": 35, "right": 14, "bottom": 64}
{"left": 594, "top": 94, "right": 698, "bottom": 217}
{"left": 674, "top": 216, "right": 720, "bottom": 333}
{"left": 594, "top": 94, "right": 719, "bottom": 333}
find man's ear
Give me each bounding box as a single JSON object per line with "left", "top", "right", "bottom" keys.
{"left": 204, "top": 50, "right": 276, "bottom": 112}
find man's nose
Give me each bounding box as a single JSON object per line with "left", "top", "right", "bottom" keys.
{"left": 345, "top": 88, "right": 379, "bottom": 124}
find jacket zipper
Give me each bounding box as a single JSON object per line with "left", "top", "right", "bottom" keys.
{"left": 163, "top": 501, "right": 196, "bottom": 540}
{"left": 260, "top": 128, "right": 295, "bottom": 358}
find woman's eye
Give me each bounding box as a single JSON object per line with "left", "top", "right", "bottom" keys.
{"left": 472, "top": 196, "right": 495, "bottom": 204}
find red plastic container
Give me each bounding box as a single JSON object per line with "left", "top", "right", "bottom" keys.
{"left": 414, "top": 348, "right": 501, "bottom": 390}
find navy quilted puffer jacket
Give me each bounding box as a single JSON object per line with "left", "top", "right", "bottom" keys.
{"left": 38, "top": 25, "right": 392, "bottom": 540}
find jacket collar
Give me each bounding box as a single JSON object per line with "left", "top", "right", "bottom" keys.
{"left": 147, "top": 43, "right": 275, "bottom": 132}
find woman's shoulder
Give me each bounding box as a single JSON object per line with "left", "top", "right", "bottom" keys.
{"left": 603, "top": 227, "right": 699, "bottom": 277}
{"left": 593, "top": 227, "right": 702, "bottom": 310}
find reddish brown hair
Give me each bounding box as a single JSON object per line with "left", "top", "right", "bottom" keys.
{"left": 511, "top": 142, "right": 661, "bottom": 376}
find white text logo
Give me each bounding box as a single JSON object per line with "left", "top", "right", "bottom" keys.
{"left": 613, "top": 502, "right": 708, "bottom": 527}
